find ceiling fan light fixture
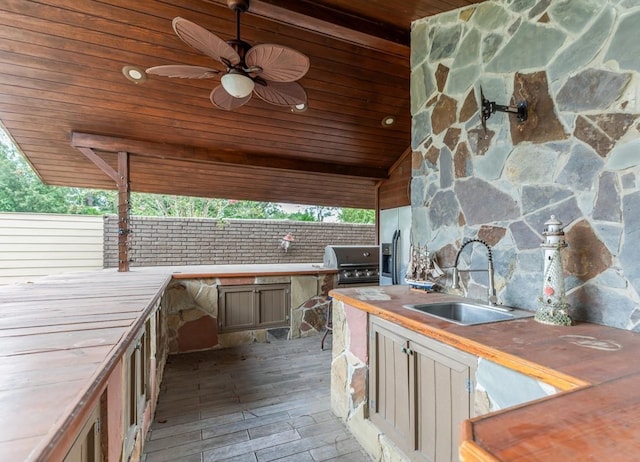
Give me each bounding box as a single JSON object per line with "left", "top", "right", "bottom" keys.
{"left": 221, "top": 71, "right": 254, "bottom": 98}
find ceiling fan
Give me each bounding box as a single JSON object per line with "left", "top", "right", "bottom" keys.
{"left": 146, "top": 0, "right": 310, "bottom": 111}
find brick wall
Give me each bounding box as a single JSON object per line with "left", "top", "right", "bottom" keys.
{"left": 104, "top": 215, "right": 376, "bottom": 268}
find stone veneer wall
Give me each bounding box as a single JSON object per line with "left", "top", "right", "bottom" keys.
{"left": 104, "top": 215, "right": 375, "bottom": 268}
{"left": 411, "top": 0, "right": 640, "bottom": 330}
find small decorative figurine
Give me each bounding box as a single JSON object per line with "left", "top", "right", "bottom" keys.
{"left": 535, "top": 215, "right": 573, "bottom": 326}
{"left": 406, "top": 243, "right": 420, "bottom": 281}
{"left": 405, "top": 244, "right": 444, "bottom": 288}
{"left": 280, "top": 233, "right": 295, "bottom": 252}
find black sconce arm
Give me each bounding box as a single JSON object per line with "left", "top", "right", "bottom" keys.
{"left": 480, "top": 86, "right": 528, "bottom": 131}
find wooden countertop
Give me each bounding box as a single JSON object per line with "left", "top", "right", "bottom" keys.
{"left": 138, "top": 263, "right": 335, "bottom": 279}
{"left": 330, "top": 285, "right": 640, "bottom": 461}
{"left": 0, "top": 269, "right": 171, "bottom": 461}
{"left": 0, "top": 263, "right": 332, "bottom": 461}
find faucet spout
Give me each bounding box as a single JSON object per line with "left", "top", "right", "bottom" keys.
{"left": 452, "top": 239, "right": 497, "bottom": 305}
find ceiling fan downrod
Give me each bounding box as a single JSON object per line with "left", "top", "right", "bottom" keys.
{"left": 225, "top": 0, "right": 251, "bottom": 62}
{"left": 227, "top": 0, "right": 249, "bottom": 13}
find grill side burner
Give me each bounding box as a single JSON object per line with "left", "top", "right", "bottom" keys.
{"left": 323, "top": 245, "right": 380, "bottom": 286}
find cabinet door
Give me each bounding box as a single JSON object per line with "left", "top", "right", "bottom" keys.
{"left": 219, "top": 285, "right": 256, "bottom": 331}
{"left": 369, "top": 321, "right": 413, "bottom": 447}
{"left": 411, "top": 341, "right": 472, "bottom": 462}
{"left": 124, "top": 331, "right": 147, "bottom": 459}
{"left": 63, "top": 405, "right": 101, "bottom": 462}
{"left": 257, "top": 285, "right": 289, "bottom": 327}
{"left": 370, "top": 316, "right": 476, "bottom": 462}
{"left": 219, "top": 284, "right": 290, "bottom": 331}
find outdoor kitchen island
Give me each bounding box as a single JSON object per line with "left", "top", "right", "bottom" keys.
{"left": 329, "top": 285, "right": 640, "bottom": 461}
{"left": 0, "top": 263, "right": 336, "bottom": 462}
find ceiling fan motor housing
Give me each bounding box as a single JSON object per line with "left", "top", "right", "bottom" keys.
{"left": 227, "top": 0, "right": 249, "bottom": 12}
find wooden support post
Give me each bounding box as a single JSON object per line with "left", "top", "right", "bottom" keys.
{"left": 375, "top": 181, "right": 382, "bottom": 245}
{"left": 117, "top": 152, "right": 130, "bottom": 272}
{"left": 77, "top": 147, "right": 132, "bottom": 272}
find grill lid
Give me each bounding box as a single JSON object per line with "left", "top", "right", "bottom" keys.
{"left": 323, "top": 245, "right": 379, "bottom": 269}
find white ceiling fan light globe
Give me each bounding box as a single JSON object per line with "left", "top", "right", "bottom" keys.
{"left": 221, "top": 72, "right": 255, "bottom": 98}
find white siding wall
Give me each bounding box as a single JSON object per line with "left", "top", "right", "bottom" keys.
{"left": 0, "top": 213, "right": 104, "bottom": 285}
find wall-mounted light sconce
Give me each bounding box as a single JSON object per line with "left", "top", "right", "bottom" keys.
{"left": 480, "top": 86, "right": 527, "bottom": 132}
{"left": 280, "top": 233, "right": 295, "bottom": 252}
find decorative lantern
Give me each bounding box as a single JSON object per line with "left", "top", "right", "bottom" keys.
{"left": 535, "top": 215, "right": 572, "bottom": 326}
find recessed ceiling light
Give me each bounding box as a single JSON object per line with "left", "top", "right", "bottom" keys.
{"left": 291, "top": 102, "right": 308, "bottom": 113}
{"left": 122, "top": 65, "right": 147, "bottom": 84}
{"left": 381, "top": 116, "right": 396, "bottom": 127}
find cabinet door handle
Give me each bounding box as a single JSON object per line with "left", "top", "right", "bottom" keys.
{"left": 401, "top": 347, "right": 407, "bottom": 354}
{"left": 407, "top": 348, "right": 414, "bottom": 356}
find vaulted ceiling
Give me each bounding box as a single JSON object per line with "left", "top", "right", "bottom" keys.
{"left": 0, "top": 0, "right": 483, "bottom": 209}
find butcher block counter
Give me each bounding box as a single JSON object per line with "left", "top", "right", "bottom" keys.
{"left": 329, "top": 285, "right": 640, "bottom": 461}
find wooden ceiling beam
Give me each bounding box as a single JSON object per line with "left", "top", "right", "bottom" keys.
{"left": 77, "top": 147, "right": 120, "bottom": 183}
{"left": 71, "top": 132, "right": 389, "bottom": 180}
{"left": 203, "top": 0, "right": 410, "bottom": 57}
{"left": 388, "top": 146, "right": 413, "bottom": 176}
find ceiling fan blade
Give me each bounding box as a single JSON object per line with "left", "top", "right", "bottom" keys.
{"left": 210, "top": 85, "right": 251, "bottom": 111}
{"left": 146, "top": 65, "right": 219, "bottom": 79}
{"left": 245, "top": 44, "right": 310, "bottom": 82}
{"left": 253, "top": 81, "right": 307, "bottom": 107}
{"left": 172, "top": 17, "right": 240, "bottom": 66}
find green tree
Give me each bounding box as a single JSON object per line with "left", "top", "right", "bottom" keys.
{"left": 131, "top": 194, "right": 222, "bottom": 218}
{"left": 302, "top": 206, "right": 338, "bottom": 222}
{"left": 222, "top": 200, "right": 287, "bottom": 219}
{"left": 0, "top": 138, "right": 116, "bottom": 214}
{"left": 286, "top": 211, "right": 316, "bottom": 221}
{"left": 129, "top": 194, "right": 287, "bottom": 219}
{"left": 338, "top": 208, "right": 375, "bottom": 223}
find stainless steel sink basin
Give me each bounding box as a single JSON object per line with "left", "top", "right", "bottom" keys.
{"left": 402, "top": 301, "right": 534, "bottom": 326}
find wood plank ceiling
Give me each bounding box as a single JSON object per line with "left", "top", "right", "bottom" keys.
{"left": 0, "top": 0, "right": 483, "bottom": 209}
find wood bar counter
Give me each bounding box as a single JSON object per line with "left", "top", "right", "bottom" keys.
{"left": 329, "top": 285, "right": 640, "bottom": 461}
{"left": 0, "top": 263, "right": 334, "bottom": 462}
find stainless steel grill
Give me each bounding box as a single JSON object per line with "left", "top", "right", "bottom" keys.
{"left": 323, "top": 245, "right": 380, "bottom": 286}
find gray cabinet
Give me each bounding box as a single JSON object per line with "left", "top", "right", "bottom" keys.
{"left": 369, "top": 316, "right": 476, "bottom": 462}
{"left": 218, "top": 284, "right": 290, "bottom": 332}
{"left": 63, "top": 405, "right": 101, "bottom": 462}
{"left": 124, "top": 324, "right": 150, "bottom": 459}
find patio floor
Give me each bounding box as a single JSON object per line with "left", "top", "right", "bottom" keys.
{"left": 142, "top": 334, "right": 372, "bottom": 462}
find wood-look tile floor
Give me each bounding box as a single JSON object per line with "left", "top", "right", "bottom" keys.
{"left": 142, "top": 335, "right": 372, "bottom": 462}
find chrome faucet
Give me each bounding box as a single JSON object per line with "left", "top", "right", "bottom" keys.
{"left": 452, "top": 239, "right": 497, "bottom": 305}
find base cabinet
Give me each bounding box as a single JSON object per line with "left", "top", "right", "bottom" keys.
{"left": 63, "top": 406, "right": 101, "bottom": 462}
{"left": 218, "top": 284, "right": 290, "bottom": 332}
{"left": 369, "top": 316, "right": 477, "bottom": 462}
